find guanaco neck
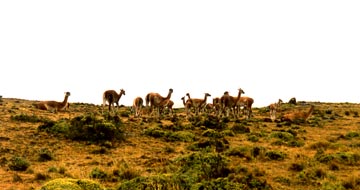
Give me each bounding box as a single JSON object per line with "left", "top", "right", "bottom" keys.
{"left": 236, "top": 89, "right": 243, "bottom": 103}
{"left": 203, "top": 94, "right": 210, "bottom": 105}
{"left": 62, "top": 94, "right": 70, "bottom": 106}
{"left": 186, "top": 93, "right": 191, "bottom": 102}
{"left": 181, "top": 97, "right": 186, "bottom": 106}
{"left": 117, "top": 91, "right": 125, "bottom": 101}
{"left": 165, "top": 90, "right": 173, "bottom": 101}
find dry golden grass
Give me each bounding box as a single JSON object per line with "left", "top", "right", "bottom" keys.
{"left": 1, "top": 98, "right": 360, "bottom": 190}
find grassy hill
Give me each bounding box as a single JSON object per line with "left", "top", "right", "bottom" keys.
{"left": 1, "top": 97, "right": 360, "bottom": 190}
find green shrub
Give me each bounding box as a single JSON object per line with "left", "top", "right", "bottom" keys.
{"left": 191, "top": 177, "right": 247, "bottom": 190}
{"left": 39, "top": 178, "right": 106, "bottom": 190}
{"left": 247, "top": 135, "right": 259, "bottom": 142}
{"left": 38, "top": 148, "right": 54, "bottom": 162}
{"left": 345, "top": 131, "right": 360, "bottom": 139}
{"left": 270, "top": 131, "right": 294, "bottom": 141}
{"left": 38, "top": 120, "right": 71, "bottom": 136}
{"left": 166, "top": 131, "right": 195, "bottom": 142}
{"left": 316, "top": 154, "right": 335, "bottom": 164}
{"left": 89, "top": 167, "right": 108, "bottom": 180}
{"left": 143, "top": 126, "right": 167, "bottom": 138}
{"left": 289, "top": 163, "right": 305, "bottom": 172}
{"left": 190, "top": 115, "right": 226, "bottom": 129}
{"left": 273, "top": 176, "right": 291, "bottom": 186}
{"left": 175, "top": 152, "right": 231, "bottom": 181}
{"left": 231, "top": 123, "right": 250, "bottom": 134}
{"left": 48, "top": 166, "right": 58, "bottom": 173}
{"left": 222, "top": 129, "right": 235, "bottom": 137}
{"left": 315, "top": 152, "right": 360, "bottom": 165}
{"left": 38, "top": 114, "right": 125, "bottom": 143}
{"left": 226, "top": 146, "right": 252, "bottom": 160}
{"left": 265, "top": 151, "right": 286, "bottom": 161}
{"left": 202, "top": 129, "right": 223, "bottom": 138}
{"left": 287, "top": 139, "right": 305, "bottom": 147}
{"left": 187, "top": 140, "right": 213, "bottom": 151}
{"left": 116, "top": 175, "right": 179, "bottom": 190}
{"left": 11, "top": 113, "right": 48, "bottom": 123}
{"left": 69, "top": 115, "right": 125, "bottom": 142}
{"left": 113, "top": 167, "right": 140, "bottom": 181}
{"left": 335, "top": 152, "right": 360, "bottom": 165}
{"left": 8, "top": 156, "right": 30, "bottom": 171}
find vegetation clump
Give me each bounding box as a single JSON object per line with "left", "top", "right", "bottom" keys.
{"left": 38, "top": 148, "right": 54, "bottom": 162}
{"left": 143, "top": 126, "right": 195, "bottom": 142}
{"left": 39, "top": 178, "right": 106, "bottom": 190}
{"left": 231, "top": 123, "right": 250, "bottom": 134}
{"left": 8, "top": 156, "right": 30, "bottom": 171}
{"left": 11, "top": 113, "right": 48, "bottom": 123}
{"left": 38, "top": 114, "right": 125, "bottom": 143}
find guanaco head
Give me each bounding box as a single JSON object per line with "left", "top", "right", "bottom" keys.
{"left": 205, "top": 93, "right": 211, "bottom": 97}
{"left": 65, "top": 92, "right": 71, "bottom": 96}
{"left": 238, "top": 88, "right": 245, "bottom": 94}
{"left": 223, "top": 91, "right": 229, "bottom": 95}
{"left": 120, "top": 89, "right": 126, "bottom": 96}
{"left": 169, "top": 88, "right": 173, "bottom": 93}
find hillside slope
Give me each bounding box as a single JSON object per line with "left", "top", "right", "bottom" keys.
{"left": 1, "top": 98, "right": 360, "bottom": 190}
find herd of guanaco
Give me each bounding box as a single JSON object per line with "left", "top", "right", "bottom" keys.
{"left": 31, "top": 88, "right": 314, "bottom": 122}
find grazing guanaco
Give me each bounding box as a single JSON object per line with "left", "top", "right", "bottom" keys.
{"left": 212, "top": 97, "right": 222, "bottom": 116}
{"left": 269, "top": 99, "right": 283, "bottom": 122}
{"left": 281, "top": 105, "right": 315, "bottom": 123}
{"left": 181, "top": 96, "right": 192, "bottom": 117}
{"left": 165, "top": 100, "right": 174, "bottom": 116}
{"left": 185, "top": 93, "right": 211, "bottom": 115}
{"left": 145, "top": 88, "right": 173, "bottom": 117}
{"left": 132, "top": 97, "right": 144, "bottom": 117}
{"left": 102, "top": 89, "right": 125, "bottom": 112}
{"left": 238, "top": 96, "right": 254, "bottom": 119}
{"left": 221, "top": 88, "right": 245, "bottom": 117}
{"left": 159, "top": 99, "right": 174, "bottom": 116}
{"left": 34, "top": 92, "right": 71, "bottom": 113}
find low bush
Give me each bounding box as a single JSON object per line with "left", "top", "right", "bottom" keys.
{"left": 39, "top": 178, "right": 106, "bottom": 190}
{"left": 38, "top": 114, "right": 125, "bottom": 143}
{"left": 8, "top": 156, "right": 30, "bottom": 171}
{"left": 38, "top": 148, "right": 54, "bottom": 162}
{"left": 11, "top": 113, "right": 48, "bottom": 123}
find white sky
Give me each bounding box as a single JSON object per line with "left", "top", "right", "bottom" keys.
{"left": 1, "top": 1, "right": 359, "bottom": 108}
